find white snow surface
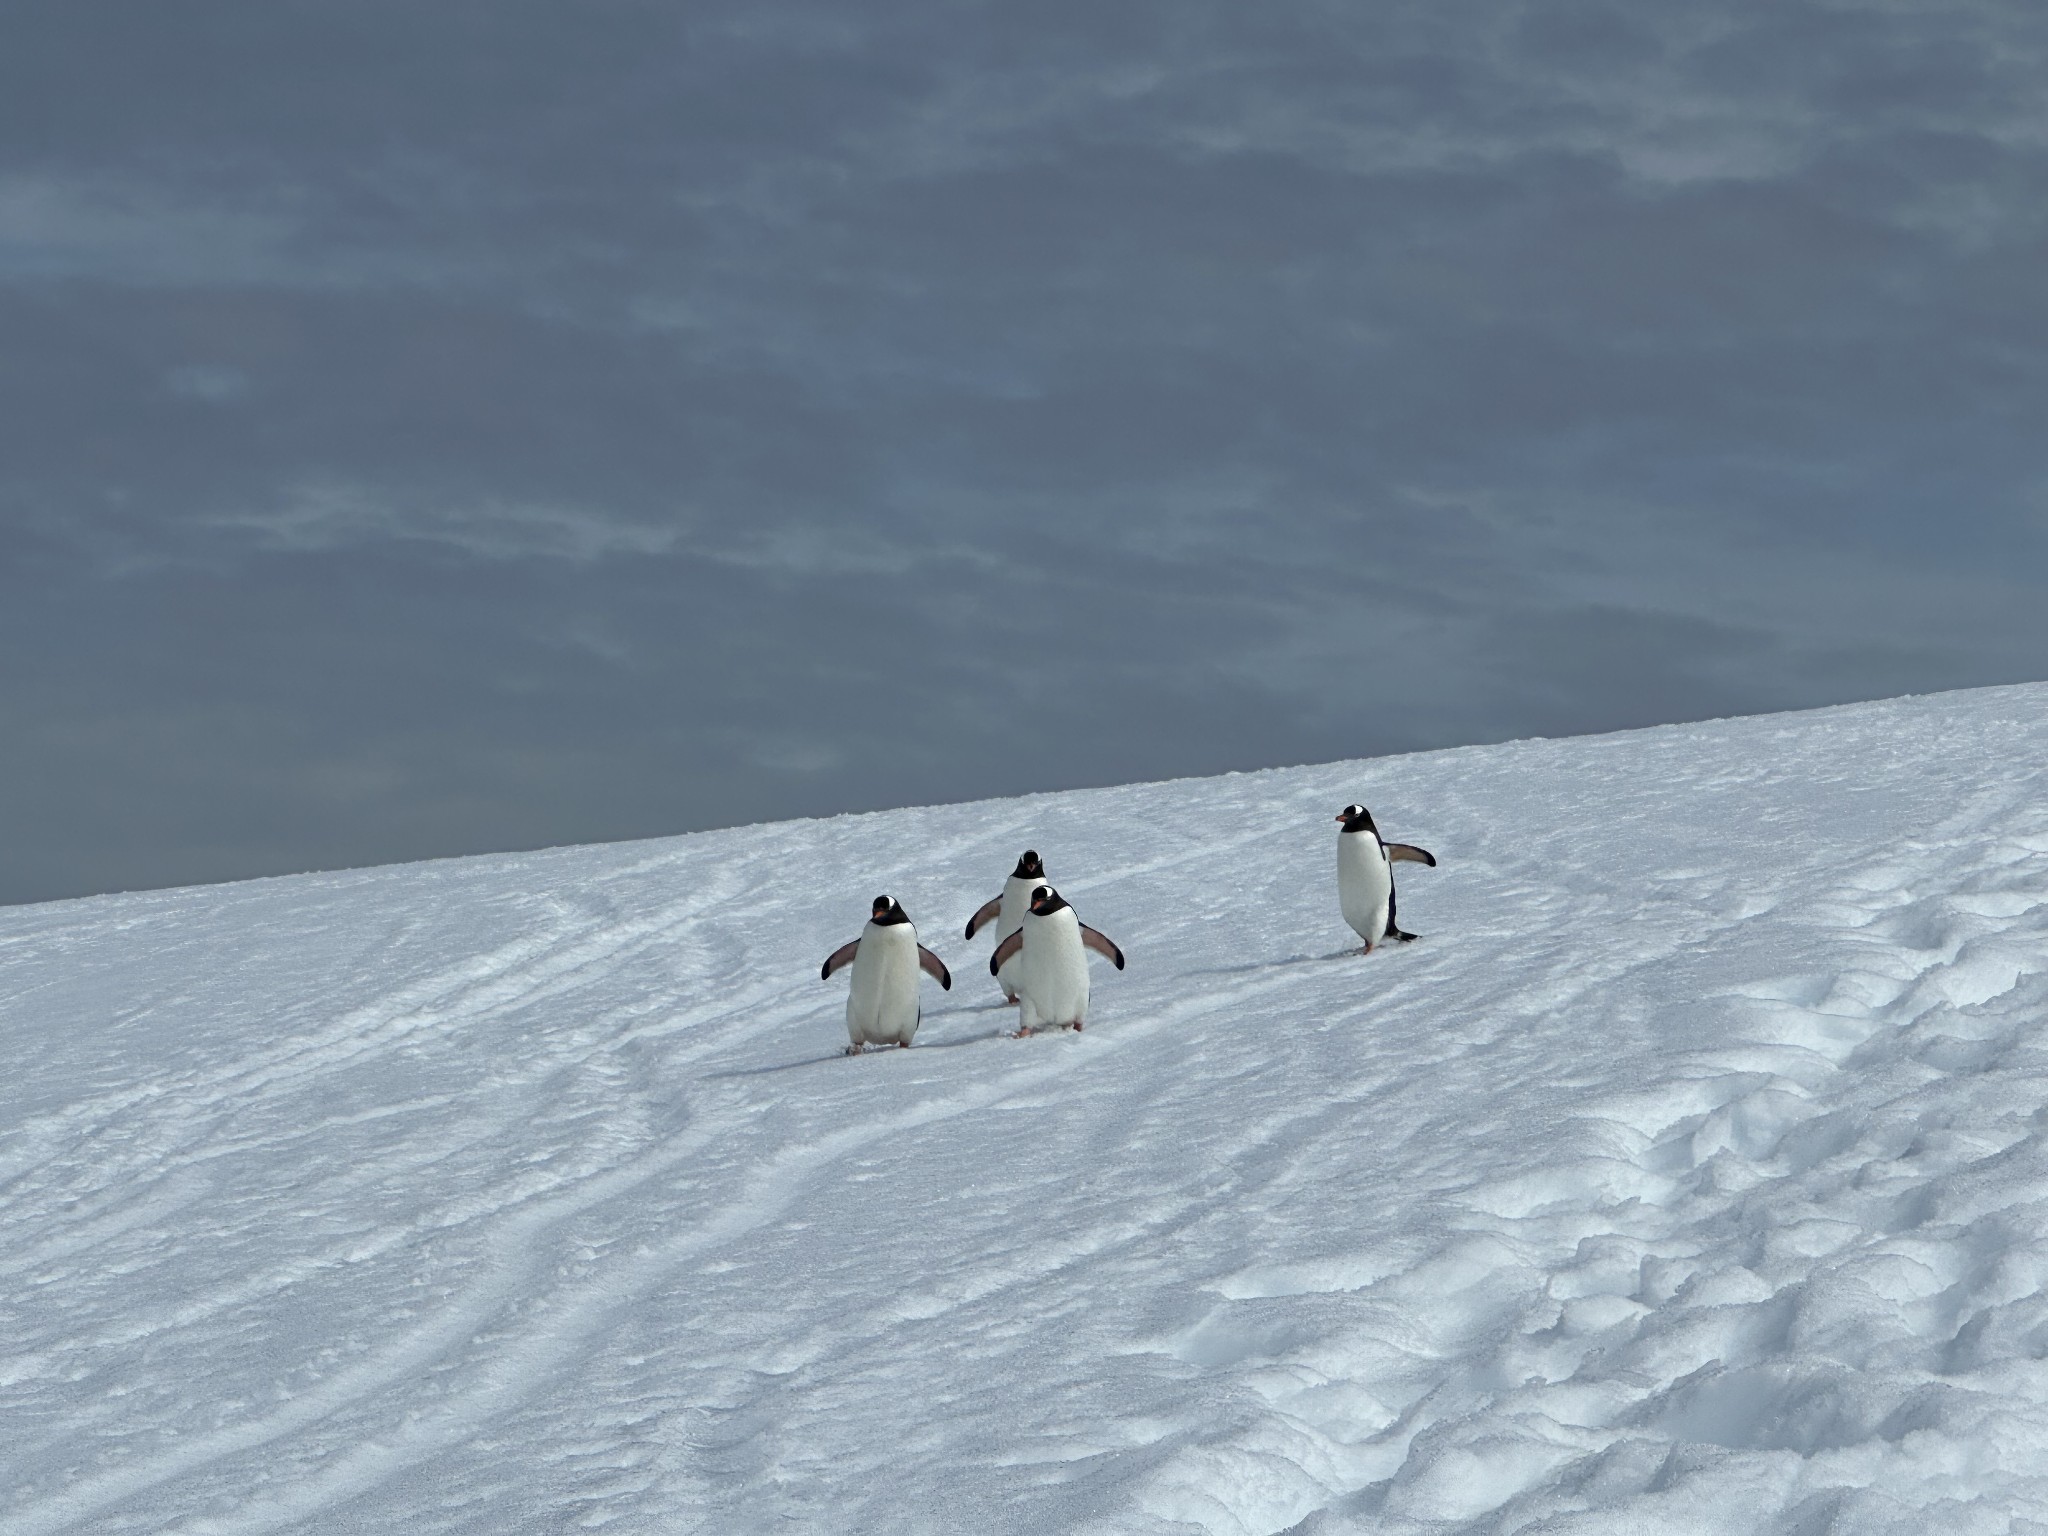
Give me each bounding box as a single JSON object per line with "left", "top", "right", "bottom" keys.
{"left": 7, "top": 685, "right": 2048, "bottom": 1535}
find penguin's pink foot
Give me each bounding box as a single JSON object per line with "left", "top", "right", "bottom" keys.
{"left": 844, "top": 1044, "right": 863, "bottom": 1055}
{"left": 897, "top": 1041, "right": 911, "bottom": 1048}
{"left": 1071, "top": 1021, "right": 1084, "bottom": 1032}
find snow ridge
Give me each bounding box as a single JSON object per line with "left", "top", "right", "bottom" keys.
{"left": 4, "top": 685, "right": 2048, "bottom": 1534}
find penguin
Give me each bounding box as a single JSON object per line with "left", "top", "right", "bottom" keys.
{"left": 820, "top": 895, "right": 952, "bottom": 1052}
{"left": 989, "top": 883, "right": 1123, "bottom": 1035}
{"left": 963, "top": 849, "right": 1047, "bottom": 1002}
{"left": 1335, "top": 804, "right": 1437, "bottom": 952}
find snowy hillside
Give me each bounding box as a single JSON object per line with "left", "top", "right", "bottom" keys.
{"left": 6, "top": 685, "right": 2048, "bottom": 1535}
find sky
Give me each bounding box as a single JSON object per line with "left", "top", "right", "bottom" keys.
{"left": 3, "top": 0, "right": 2045, "bottom": 906}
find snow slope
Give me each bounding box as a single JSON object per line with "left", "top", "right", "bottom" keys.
{"left": 5, "top": 685, "right": 2048, "bottom": 1535}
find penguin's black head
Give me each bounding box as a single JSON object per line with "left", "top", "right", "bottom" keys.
{"left": 1336, "top": 804, "right": 1378, "bottom": 834}
{"left": 870, "top": 895, "right": 908, "bottom": 925}
{"left": 1013, "top": 849, "right": 1045, "bottom": 880}
{"left": 1028, "top": 883, "right": 1066, "bottom": 916}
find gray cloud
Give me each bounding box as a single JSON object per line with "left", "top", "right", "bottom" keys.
{"left": 3, "top": 0, "right": 2046, "bottom": 902}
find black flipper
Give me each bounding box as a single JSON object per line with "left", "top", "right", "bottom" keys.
{"left": 964, "top": 895, "right": 1003, "bottom": 939}
{"left": 990, "top": 930, "right": 1025, "bottom": 975}
{"left": 820, "top": 939, "right": 860, "bottom": 980}
{"left": 917, "top": 945, "right": 952, "bottom": 990}
{"left": 1079, "top": 925, "right": 1125, "bottom": 970}
{"left": 1385, "top": 843, "right": 1436, "bottom": 866}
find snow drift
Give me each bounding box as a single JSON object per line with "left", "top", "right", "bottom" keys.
{"left": 5, "top": 684, "right": 2048, "bottom": 1534}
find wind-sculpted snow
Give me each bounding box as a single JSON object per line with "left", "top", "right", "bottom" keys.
{"left": 5, "top": 686, "right": 2048, "bottom": 1534}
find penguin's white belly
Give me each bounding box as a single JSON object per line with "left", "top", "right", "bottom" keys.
{"left": 1017, "top": 911, "right": 1090, "bottom": 1028}
{"left": 994, "top": 875, "right": 1036, "bottom": 999}
{"left": 1338, "top": 833, "right": 1393, "bottom": 945}
{"left": 847, "top": 925, "right": 921, "bottom": 1044}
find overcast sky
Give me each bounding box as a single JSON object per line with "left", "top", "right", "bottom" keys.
{"left": 4, "top": 0, "right": 2045, "bottom": 905}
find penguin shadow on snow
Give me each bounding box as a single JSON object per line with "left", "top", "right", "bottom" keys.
{"left": 701, "top": 1034, "right": 995, "bottom": 1078}
{"left": 701, "top": 1006, "right": 1028, "bottom": 1078}
{"left": 704, "top": 1053, "right": 869, "bottom": 1079}
{"left": 1185, "top": 948, "right": 1379, "bottom": 980}
{"left": 903, "top": 1024, "right": 1066, "bottom": 1051}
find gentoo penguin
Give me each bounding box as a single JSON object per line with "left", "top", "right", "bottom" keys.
{"left": 963, "top": 849, "right": 1047, "bottom": 1002}
{"left": 989, "top": 883, "right": 1123, "bottom": 1035}
{"left": 820, "top": 895, "right": 952, "bottom": 1053}
{"left": 1335, "top": 804, "right": 1437, "bottom": 952}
